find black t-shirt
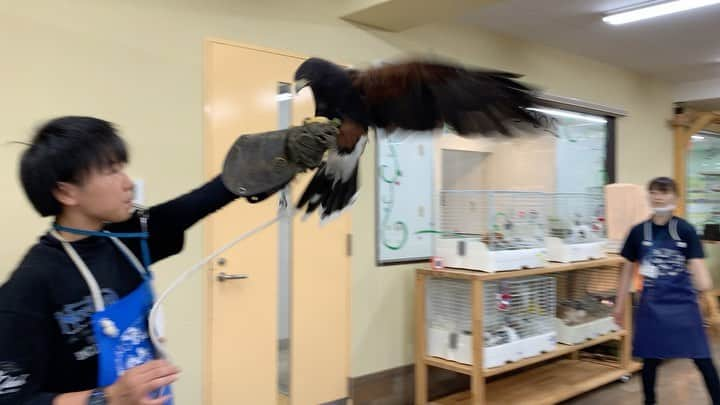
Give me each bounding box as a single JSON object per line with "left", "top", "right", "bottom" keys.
{"left": 0, "top": 175, "right": 237, "bottom": 404}
{"left": 620, "top": 216, "right": 705, "bottom": 263}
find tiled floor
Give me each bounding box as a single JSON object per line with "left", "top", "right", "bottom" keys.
{"left": 563, "top": 339, "right": 720, "bottom": 404}
{"left": 278, "top": 340, "right": 720, "bottom": 404}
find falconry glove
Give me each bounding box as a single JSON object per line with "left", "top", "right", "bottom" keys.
{"left": 221, "top": 121, "right": 338, "bottom": 203}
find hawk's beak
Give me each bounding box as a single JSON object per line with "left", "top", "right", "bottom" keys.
{"left": 293, "top": 78, "right": 309, "bottom": 94}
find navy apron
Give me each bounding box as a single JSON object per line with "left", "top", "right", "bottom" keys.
{"left": 51, "top": 228, "right": 172, "bottom": 403}
{"left": 633, "top": 218, "right": 711, "bottom": 359}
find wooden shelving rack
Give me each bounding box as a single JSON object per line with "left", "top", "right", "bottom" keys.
{"left": 415, "top": 256, "right": 642, "bottom": 405}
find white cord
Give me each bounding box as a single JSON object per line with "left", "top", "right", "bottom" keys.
{"left": 50, "top": 230, "right": 107, "bottom": 312}
{"left": 148, "top": 214, "right": 283, "bottom": 360}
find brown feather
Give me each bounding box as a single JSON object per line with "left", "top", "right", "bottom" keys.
{"left": 350, "top": 62, "right": 463, "bottom": 102}
{"left": 337, "top": 120, "right": 366, "bottom": 152}
{"left": 349, "top": 59, "right": 539, "bottom": 136}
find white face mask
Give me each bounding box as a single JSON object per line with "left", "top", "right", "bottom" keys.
{"left": 652, "top": 204, "right": 676, "bottom": 215}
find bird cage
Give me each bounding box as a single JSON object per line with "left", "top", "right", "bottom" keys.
{"left": 435, "top": 190, "right": 548, "bottom": 272}
{"left": 484, "top": 276, "right": 557, "bottom": 366}
{"left": 552, "top": 266, "right": 620, "bottom": 344}
{"left": 545, "top": 192, "right": 607, "bottom": 262}
{"left": 425, "top": 276, "right": 557, "bottom": 368}
{"left": 585, "top": 186, "right": 604, "bottom": 195}
{"left": 425, "top": 278, "right": 474, "bottom": 365}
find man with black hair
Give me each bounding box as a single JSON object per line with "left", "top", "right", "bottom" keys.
{"left": 0, "top": 116, "right": 336, "bottom": 405}
{"left": 614, "top": 176, "right": 720, "bottom": 405}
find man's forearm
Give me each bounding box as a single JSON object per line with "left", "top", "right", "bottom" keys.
{"left": 148, "top": 175, "right": 238, "bottom": 235}
{"left": 689, "top": 258, "right": 713, "bottom": 291}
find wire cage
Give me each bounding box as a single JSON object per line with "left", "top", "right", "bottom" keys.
{"left": 440, "top": 190, "right": 548, "bottom": 250}
{"left": 546, "top": 192, "right": 607, "bottom": 262}
{"left": 552, "top": 266, "right": 620, "bottom": 344}
{"left": 425, "top": 278, "right": 473, "bottom": 364}
{"left": 547, "top": 193, "right": 605, "bottom": 243}
{"left": 483, "top": 276, "right": 557, "bottom": 366}
{"left": 585, "top": 186, "right": 604, "bottom": 195}
{"left": 435, "top": 190, "right": 549, "bottom": 272}
{"left": 425, "top": 275, "right": 557, "bottom": 368}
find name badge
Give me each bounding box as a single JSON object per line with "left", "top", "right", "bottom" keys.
{"left": 677, "top": 241, "right": 687, "bottom": 248}
{"left": 642, "top": 241, "right": 652, "bottom": 247}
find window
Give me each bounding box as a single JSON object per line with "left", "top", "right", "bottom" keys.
{"left": 375, "top": 104, "right": 617, "bottom": 264}
{"left": 686, "top": 132, "right": 720, "bottom": 236}
{"left": 531, "top": 107, "right": 614, "bottom": 193}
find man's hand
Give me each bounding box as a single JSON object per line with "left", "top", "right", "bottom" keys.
{"left": 105, "top": 360, "right": 179, "bottom": 405}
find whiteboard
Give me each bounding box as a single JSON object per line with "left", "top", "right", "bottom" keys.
{"left": 375, "top": 128, "right": 435, "bottom": 264}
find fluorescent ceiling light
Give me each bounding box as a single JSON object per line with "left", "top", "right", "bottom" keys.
{"left": 526, "top": 107, "right": 608, "bottom": 124}
{"left": 692, "top": 134, "right": 705, "bottom": 140}
{"left": 603, "top": 0, "right": 720, "bottom": 25}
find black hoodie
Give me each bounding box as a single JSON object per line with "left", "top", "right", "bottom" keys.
{"left": 0, "top": 175, "right": 237, "bottom": 404}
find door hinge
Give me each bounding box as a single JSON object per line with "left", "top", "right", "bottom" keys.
{"left": 346, "top": 233, "right": 352, "bottom": 257}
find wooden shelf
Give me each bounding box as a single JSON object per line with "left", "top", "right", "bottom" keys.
{"left": 424, "top": 330, "right": 626, "bottom": 378}
{"left": 431, "top": 359, "right": 642, "bottom": 405}
{"left": 415, "top": 258, "right": 637, "bottom": 404}
{"left": 425, "top": 357, "right": 473, "bottom": 375}
{"left": 417, "top": 256, "right": 624, "bottom": 281}
{"left": 483, "top": 330, "right": 625, "bottom": 377}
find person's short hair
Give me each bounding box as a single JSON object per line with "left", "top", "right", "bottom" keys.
{"left": 647, "top": 176, "right": 678, "bottom": 195}
{"left": 19, "top": 116, "right": 128, "bottom": 217}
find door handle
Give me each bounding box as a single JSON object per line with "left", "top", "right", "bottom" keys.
{"left": 216, "top": 272, "right": 249, "bottom": 282}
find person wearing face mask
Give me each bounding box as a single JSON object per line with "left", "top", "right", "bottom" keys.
{"left": 614, "top": 176, "right": 719, "bottom": 405}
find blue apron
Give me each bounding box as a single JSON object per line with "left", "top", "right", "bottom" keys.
{"left": 633, "top": 218, "right": 710, "bottom": 359}
{"left": 51, "top": 226, "right": 173, "bottom": 403}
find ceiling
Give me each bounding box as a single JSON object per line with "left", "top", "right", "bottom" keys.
{"left": 682, "top": 97, "right": 720, "bottom": 111}
{"left": 460, "top": 0, "right": 720, "bottom": 84}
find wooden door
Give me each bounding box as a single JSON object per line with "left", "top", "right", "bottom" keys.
{"left": 203, "top": 39, "right": 350, "bottom": 405}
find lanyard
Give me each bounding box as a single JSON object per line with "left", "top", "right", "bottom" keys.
{"left": 49, "top": 229, "right": 147, "bottom": 311}
{"left": 53, "top": 223, "right": 152, "bottom": 271}
{"left": 50, "top": 208, "right": 153, "bottom": 311}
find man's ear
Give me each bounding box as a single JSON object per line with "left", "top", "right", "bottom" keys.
{"left": 52, "top": 182, "right": 79, "bottom": 207}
